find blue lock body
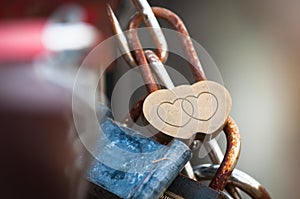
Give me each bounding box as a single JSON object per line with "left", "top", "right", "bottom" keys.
{"left": 87, "top": 105, "right": 192, "bottom": 199}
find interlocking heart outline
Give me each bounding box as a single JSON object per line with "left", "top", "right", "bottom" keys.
{"left": 157, "top": 92, "right": 218, "bottom": 128}
{"left": 143, "top": 81, "right": 231, "bottom": 139}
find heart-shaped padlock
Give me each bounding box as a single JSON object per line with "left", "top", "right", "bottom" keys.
{"left": 143, "top": 80, "right": 231, "bottom": 140}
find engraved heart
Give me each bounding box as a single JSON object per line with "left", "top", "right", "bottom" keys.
{"left": 143, "top": 81, "right": 231, "bottom": 139}
{"left": 182, "top": 92, "right": 218, "bottom": 121}
{"left": 157, "top": 98, "right": 194, "bottom": 127}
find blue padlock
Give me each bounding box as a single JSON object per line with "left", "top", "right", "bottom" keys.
{"left": 87, "top": 104, "right": 192, "bottom": 199}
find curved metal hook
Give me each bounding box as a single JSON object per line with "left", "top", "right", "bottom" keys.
{"left": 194, "top": 164, "right": 271, "bottom": 199}
{"left": 128, "top": 7, "right": 206, "bottom": 82}
{"left": 209, "top": 117, "right": 241, "bottom": 191}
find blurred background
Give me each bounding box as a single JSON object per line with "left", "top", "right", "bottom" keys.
{"left": 1, "top": 0, "right": 299, "bottom": 198}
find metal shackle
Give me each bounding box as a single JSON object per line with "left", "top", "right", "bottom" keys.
{"left": 208, "top": 117, "right": 241, "bottom": 191}
{"left": 127, "top": 7, "right": 206, "bottom": 83}
{"left": 194, "top": 164, "right": 271, "bottom": 199}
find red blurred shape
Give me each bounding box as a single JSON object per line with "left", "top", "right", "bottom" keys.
{"left": 0, "top": 19, "right": 47, "bottom": 62}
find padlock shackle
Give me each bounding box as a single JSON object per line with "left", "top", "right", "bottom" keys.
{"left": 108, "top": 6, "right": 206, "bottom": 92}
{"left": 209, "top": 117, "right": 241, "bottom": 191}
{"left": 127, "top": 7, "right": 206, "bottom": 84}
{"left": 194, "top": 164, "right": 271, "bottom": 199}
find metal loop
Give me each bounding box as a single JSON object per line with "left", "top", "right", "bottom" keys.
{"left": 128, "top": 7, "right": 206, "bottom": 82}
{"left": 107, "top": 6, "right": 206, "bottom": 91}
{"left": 204, "top": 139, "right": 241, "bottom": 199}
{"left": 209, "top": 117, "right": 241, "bottom": 191}
{"left": 194, "top": 164, "right": 271, "bottom": 199}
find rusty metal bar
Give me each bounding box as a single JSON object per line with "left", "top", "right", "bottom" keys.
{"left": 204, "top": 139, "right": 241, "bottom": 198}
{"left": 128, "top": 7, "right": 206, "bottom": 82}
{"left": 209, "top": 117, "right": 241, "bottom": 191}
{"left": 194, "top": 164, "right": 271, "bottom": 199}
